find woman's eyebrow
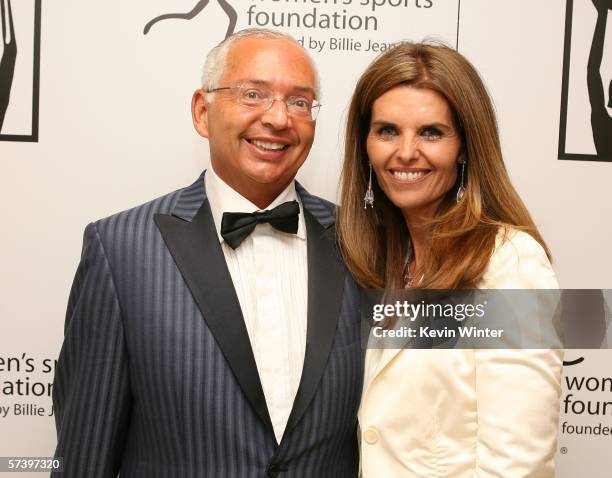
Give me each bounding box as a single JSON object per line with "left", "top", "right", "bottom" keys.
{"left": 370, "top": 120, "right": 397, "bottom": 127}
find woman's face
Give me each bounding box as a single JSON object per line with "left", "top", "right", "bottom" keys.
{"left": 367, "top": 85, "right": 462, "bottom": 221}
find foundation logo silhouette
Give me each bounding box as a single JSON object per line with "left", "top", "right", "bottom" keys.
{"left": 0, "top": 0, "right": 41, "bottom": 142}
{"left": 144, "top": 0, "right": 238, "bottom": 40}
{"left": 559, "top": 0, "right": 612, "bottom": 162}
{"left": 564, "top": 357, "right": 585, "bottom": 366}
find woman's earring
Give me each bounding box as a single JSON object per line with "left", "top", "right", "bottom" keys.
{"left": 456, "top": 156, "right": 467, "bottom": 203}
{"left": 364, "top": 162, "right": 375, "bottom": 208}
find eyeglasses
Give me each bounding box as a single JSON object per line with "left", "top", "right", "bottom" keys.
{"left": 206, "top": 84, "right": 321, "bottom": 121}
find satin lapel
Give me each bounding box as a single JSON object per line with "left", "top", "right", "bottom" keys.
{"left": 360, "top": 347, "right": 404, "bottom": 406}
{"left": 371, "top": 347, "right": 402, "bottom": 385}
{"left": 284, "top": 204, "right": 346, "bottom": 435}
{"left": 154, "top": 195, "right": 274, "bottom": 437}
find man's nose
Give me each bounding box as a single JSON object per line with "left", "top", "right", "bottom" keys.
{"left": 261, "top": 98, "right": 291, "bottom": 130}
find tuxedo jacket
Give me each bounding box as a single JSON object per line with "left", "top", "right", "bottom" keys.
{"left": 53, "top": 173, "right": 363, "bottom": 478}
{"left": 359, "top": 229, "right": 563, "bottom": 477}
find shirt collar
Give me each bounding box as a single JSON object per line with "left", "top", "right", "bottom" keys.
{"left": 205, "top": 167, "right": 306, "bottom": 244}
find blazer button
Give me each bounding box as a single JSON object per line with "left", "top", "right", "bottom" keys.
{"left": 363, "top": 427, "right": 379, "bottom": 444}
{"left": 267, "top": 463, "right": 282, "bottom": 477}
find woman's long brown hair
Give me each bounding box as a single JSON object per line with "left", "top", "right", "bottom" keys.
{"left": 338, "top": 42, "right": 550, "bottom": 289}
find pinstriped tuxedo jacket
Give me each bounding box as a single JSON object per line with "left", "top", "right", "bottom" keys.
{"left": 52, "top": 173, "right": 363, "bottom": 478}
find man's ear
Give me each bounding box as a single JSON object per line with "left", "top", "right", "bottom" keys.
{"left": 191, "top": 89, "right": 210, "bottom": 138}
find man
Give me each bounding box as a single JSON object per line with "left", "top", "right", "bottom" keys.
{"left": 53, "top": 28, "right": 363, "bottom": 477}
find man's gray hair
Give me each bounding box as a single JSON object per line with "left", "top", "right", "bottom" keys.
{"left": 201, "top": 28, "right": 320, "bottom": 99}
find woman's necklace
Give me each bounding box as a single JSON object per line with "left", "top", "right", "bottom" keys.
{"left": 403, "top": 261, "right": 414, "bottom": 288}
{"left": 403, "top": 243, "right": 425, "bottom": 288}
{"left": 403, "top": 245, "right": 416, "bottom": 288}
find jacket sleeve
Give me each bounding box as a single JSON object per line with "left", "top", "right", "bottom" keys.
{"left": 474, "top": 229, "right": 563, "bottom": 477}
{"left": 52, "top": 223, "right": 131, "bottom": 478}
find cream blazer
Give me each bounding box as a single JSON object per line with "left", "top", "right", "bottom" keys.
{"left": 359, "top": 229, "right": 563, "bottom": 477}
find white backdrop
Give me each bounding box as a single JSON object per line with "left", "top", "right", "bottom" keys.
{"left": 1, "top": 0, "right": 611, "bottom": 476}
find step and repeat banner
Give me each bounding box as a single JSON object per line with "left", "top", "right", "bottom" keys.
{"left": 1, "top": 0, "right": 611, "bottom": 476}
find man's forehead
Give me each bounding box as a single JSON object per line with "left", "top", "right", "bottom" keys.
{"left": 227, "top": 36, "right": 303, "bottom": 57}
{"left": 223, "top": 37, "right": 316, "bottom": 88}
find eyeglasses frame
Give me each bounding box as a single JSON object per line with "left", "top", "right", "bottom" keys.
{"left": 205, "top": 84, "right": 322, "bottom": 121}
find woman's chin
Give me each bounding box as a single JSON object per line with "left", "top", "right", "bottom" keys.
{"left": 389, "top": 198, "right": 445, "bottom": 222}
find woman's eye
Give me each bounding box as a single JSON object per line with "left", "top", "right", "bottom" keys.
{"left": 421, "top": 127, "right": 443, "bottom": 140}
{"left": 376, "top": 125, "right": 398, "bottom": 137}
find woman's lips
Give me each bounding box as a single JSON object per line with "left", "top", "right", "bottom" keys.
{"left": 388, "top": 169, "right": 432, "bottom": 183}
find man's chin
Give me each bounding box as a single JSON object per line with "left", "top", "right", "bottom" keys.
{"left": 246, "top": 174, "right": 295, "bottom": 191}
{"left": 243, "top": 164, "right": 298, "bottom": 187}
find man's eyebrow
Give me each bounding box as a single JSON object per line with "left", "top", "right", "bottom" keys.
{"left": 291, "top": 85, "right": 316, "bottom": 96}
{"left": 240, "top": 79, "right": 316, "bottom": 96}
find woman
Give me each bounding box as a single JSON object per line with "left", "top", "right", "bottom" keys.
{"left": 338, "top": 42, "right": 563, "bottom": 476}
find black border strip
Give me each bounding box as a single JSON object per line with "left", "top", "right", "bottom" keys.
{"left": 31, "top": 0, "right": 40, "bottom": 142}
{"left": 455, "top": 0, "right": 461, "bottom": 51}
{"left": 557, "top": 0, "right": 573, "bottom": 161}
{"left": 0, "top": 0, "right": 41, "bottom": 143}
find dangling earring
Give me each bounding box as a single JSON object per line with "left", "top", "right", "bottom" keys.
{"left": 456, "top": 156, "right": 467, "bottom": 203}
{"left": 364, "top": 162, "right": 375, "bottom": 208}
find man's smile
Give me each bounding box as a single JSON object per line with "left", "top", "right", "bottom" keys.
{"left": 246, "top": 138, "right": 291, "bottom": 152}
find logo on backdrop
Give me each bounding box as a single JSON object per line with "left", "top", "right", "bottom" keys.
{"left": 144, "top": 0, "right": 238, "bottom": 40}
{"left": 0, "top": 0, "right": 41, "bottom": 143}
{"left": 0, "top": 0, "right": 16, "bottom": 133}
{"left": 559, "top": 356, "right": 612, "bottom": 442}
{"left": 142, "top": 1, "right": 453, "bottom": 54}
{"left": 564, "top": 357, "right": 585, "bottom": 366}
{"left": 559, "top": 0, "right": 612, "bottom": 162}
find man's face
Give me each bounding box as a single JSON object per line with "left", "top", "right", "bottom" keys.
{"left": 192, "top": 38, "right": 317, "bottom": 207}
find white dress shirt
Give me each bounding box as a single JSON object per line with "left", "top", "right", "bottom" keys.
{"left": 205, "top": 168, "right": 308, "bottom": 444}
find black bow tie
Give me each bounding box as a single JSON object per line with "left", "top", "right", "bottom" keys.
{"left": 220, "top": 200, "right": 300, "bottom": 249}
